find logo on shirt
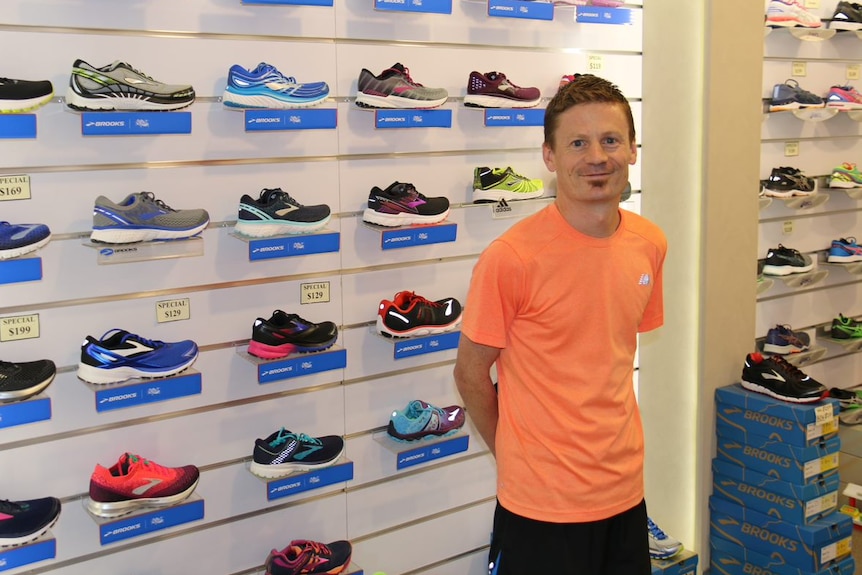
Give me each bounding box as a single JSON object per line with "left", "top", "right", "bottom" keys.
{"left": 638, "top": 273, "right": 651, "bottom": 286}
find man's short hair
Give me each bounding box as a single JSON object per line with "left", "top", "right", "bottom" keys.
{"left": 543, "top": 74, "right": 636, "bottom": 147}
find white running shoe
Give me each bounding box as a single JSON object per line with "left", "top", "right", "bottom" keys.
{"left": 766, "top": 0, "right": 822, "bottom": 28}
{"left": 648, "top": 517, "right": 683, "bottom": 559}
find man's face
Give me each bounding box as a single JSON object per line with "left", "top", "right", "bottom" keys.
{"left": 542, "top": 102, "right": 637, "bottom": 204}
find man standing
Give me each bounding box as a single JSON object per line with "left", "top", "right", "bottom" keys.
{"left": 454, "top": 75, "right": 667, "bottom": 574}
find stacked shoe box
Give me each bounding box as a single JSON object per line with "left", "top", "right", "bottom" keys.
{"left": 710, "top": 384, "right": 855, "bottom": 575}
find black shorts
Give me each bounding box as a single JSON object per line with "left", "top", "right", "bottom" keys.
{"left": 488, "top": 499, "right": 650, "bottom": 575}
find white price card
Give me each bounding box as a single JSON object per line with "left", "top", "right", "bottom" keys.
{"left": 587, "top": 55, "right": 604, "bottom": 72}
{"left": 301, "top": 282, "right": 331, "bottom": 304}
{"left": 0, "top": 175, "right": 31, "bottom": 202}
{"left": 791, "top": 61, "right": 807, "bottom": 77}
{"left": 784, "top": 141, "right": 800, "bottom": 156}
{"left": 0, "top": 314, "right": 40, "bottom": 342}
{"left": 156, "top": 298, "right": 191, "bottom": 323}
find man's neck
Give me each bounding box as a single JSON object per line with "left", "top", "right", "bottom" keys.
{"left": 555, "top": 197, "right": 621, "bottom": 238}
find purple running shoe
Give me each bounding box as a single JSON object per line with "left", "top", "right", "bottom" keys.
{"left": 387, "top": 400, "right": 465, "bottom": 442}
{"left": 362, "top": 182, "right": 450, "bottom": 227}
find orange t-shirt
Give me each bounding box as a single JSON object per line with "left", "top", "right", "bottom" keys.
{"left": 462, "top": 203, "right": 667, "bottom": 523}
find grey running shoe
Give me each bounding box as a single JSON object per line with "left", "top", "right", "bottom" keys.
{"left": 66, "top": 59, "right": 195, "bottom": 111}
{"left": 235, "top": 188, "right": 331, "bottom": 237}
{"left": 830, "top": 1, "right": 862, "bottom": 29}
{"left": 0, "top": 359, "right": 55, "bottom": 403}
{"left": 91, "top": 192, "right": 210, "bottom": 244}
{"left": 768, "top": 79, "right": 826, "bottom": 112}
{"left": 355, "top": 63, "right": 448, "bottom": 109}
{"left": 761, "top": 244, "right": 814, "bottom": 276}
{"left": 648, "top": 517, "right": 683, "bottom": 559}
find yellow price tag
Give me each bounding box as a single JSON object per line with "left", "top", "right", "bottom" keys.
{"left": 792, "top": 61, "right": 807, "bottom": 77}
{"left": 0, "top": 175, "right": 31, "bottom": 202}
{"left": 301, "top": 282, "right": 331, "bottom": 305}
{"left": 848, "top": 65, "right": 860, "bottom": 81}
{"left": 0, "top": 314, "right": 40, "bottom": 342}
{"left": 782, "top": 221, "right": 794, "bottom": 235}
{"left": 156, "top": 298, "right": 191, "bottom": 323}
{"left": 804, "top": 0, "right": 820, "bottom": 8}
{"left": 784, "top": 141, "right": 800, "bottom": 156}
{"left": 587, "top": 55, "right": 604, "bottom": 72}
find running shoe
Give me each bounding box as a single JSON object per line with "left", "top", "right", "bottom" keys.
{"left": 831, "top": 314, "right": 862, "bottom": 339}
{"left": 827, "top": 237, "right": 862, "bottom": 262}
{"left": 827, "top": 84, "right": 862, "bottom": 110}
{"left": 66, "top": 59, "right": 195, "bottom": 112}
{"left": 766, "top": 0, "right": 822, "bottom": 27}
{"left": 91, "top": 192, "right": 210, "bottom": 244}
{"left": 0, "top": 222, "right": 51, "bottom": 260}
{"left": 387, "top": 399, "right": 466, "bottom": 442}
{"left": 248, "top": 310, "right": 338, "bottom": 359}
{"left": 741, "top": 352, "right": 827, "bottom": 403}
{"left": 463, "top": 71, "right": 541, "bottom": 109}
{"left": 77, "top": 329, "right": 199, "bottom": 384}
{"left": 829, "top": 162, "right": 862, "bottom": 189}
{"left": 377, "top": 291, "right": 462, "bottom": 338}
{"left": 829, "top": 387, "right": 862, "bottom": 410}
{"left": 87, "top": 453, "right": 199, "bottom": 518}
{"left": 235, "top": 188, "right": 331, "bottom": 237}
{"left": 763, "top": 325, "right": 810, "bottom": 354}
{"left": 250, "top": 429, "right": 345, "bottom": 479}
{"left": 768, "top": 80, "right": 826, "bottom": 112}
{"left": 363, "top": 182, "right": 450, "bottom": 227}
{"left": 223, "top": 63, "right": 329, "bottom": 109}
{"left": 473, "top": 167, "right": 545, "bottom": 203}
{"left": 761, "top": 244, "right": 814, "bottom": 276}
{"left": 265, "top": 539, "right": 352, "bottom": 575}
{"left": 355, "top": 63, "right": 448, "bottom": 109}
{"left": 829, "top": 1, "right": 862, "bottom": 29}
{"left": 761, "top": 166, "right": 816, "bottom": 198}
{"left": 0, "top": 78, "right": 53, "bottom": 114}
{"left": 0, "top": 359, "right": 55, "bottom": 403}
{"left": 0, "top": 497, "right": 61, "bottom": 548}
{"left": 647, "top": 517, "right": 683, "bottom": 559}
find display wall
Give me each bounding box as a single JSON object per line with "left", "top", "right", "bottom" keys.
{"left": 0, "top": 1, "right": 643, "bottom": 573}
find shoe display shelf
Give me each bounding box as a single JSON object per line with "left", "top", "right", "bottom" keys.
{"left": 357, "top": 107, "right": 453, "bottom": 129}
{"left": 236, "top": 344, "right": 347, "bottom": 384}
{"left": 650, "top": 549, "right": 698, "bottom": 575}
{"left": 82, "top": 236, "right": 205, "bottom": 265}
{"left": 0, "top": 537, "right": 57, "bottom": 573}
{"left": 240, "top": 0, "right": 334, "bottom": 6}
{"left": 468, "top": 106, "right": 545, "bottom": 127}
{"left": 75, "top": 110, "right": 192, "bottom": 137}
{"left": 230, "top": 228, "right": 341, "bottom": 262}
{"left": 82, "top": 493, "right": 205, "bottom": 546}
{"left": 374, "top": 0, "right": 453, "bottom": 15}
{"left": 246, "top": 457, "right": 354, "bottom": 502}
{"left": 231, "top": 563, "right": 365, "bottom": 575}
{"left": 820, "top": 257, "right": 862, "bottom": 276}
{"left": 816, "top": 324, "right": 862, "bottom": 354}
{"left": 466, "top": 195, "right": 554, "bottom": 220}
{"left": 756, "top": 276, "right": 775, "bottom": 295}
{"left": 759, "top": 196, "right": 773, "bottom": 210}
{"left": 830, "top": 186, "right": 862, "bottom": 200}
{"left": 80, "top": 370, "right": 202, "bottom": 413}
{"left": 0, "top": 393, "right": 51, "bottom": 430}
{"left": 373, "top": 429, "right": 469, "bottom": 470}
{"left": 761, "top": 268, "right": 829, "bottom": 290}
{"left": 0, "top": 254, "right": 43, "bottom": 285}
{"left": 361, "top": 221, "right": 457, "bottom": 250}
{"left": 369, "top": 325, "right": 461, "bottom": 360}
{"left": 765, "top": 107, "right": 840, "bottom": 123}
{"left": 764, "top": 26, "right": 837, "bottom": 42}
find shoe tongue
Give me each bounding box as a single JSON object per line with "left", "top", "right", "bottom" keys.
{"left": 254, "top": 62, "right": 275, "bottom": 74}
{"left": 260, "top": 188, "right": 285, "bottom": 203}
{"left": 120, "top": 453, "right": 140, "bottom": 474}
{"left": 390, "top": 63, "right": 406, "bottom": 73}
{"left": 487, "top": 71, "right": 501, "bottom": 80}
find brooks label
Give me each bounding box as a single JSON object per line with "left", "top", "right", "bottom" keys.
{"left": 739, "top": 522, "right": 798, "bottom": 551}
{"left": 0, "top": 313, "right": 39, "bottom": 342}
{"left": 156, "top": 298, "right": 190, "bottom": 323}
{"left": 0, "top": 174, "right": 31, "bottom": 201}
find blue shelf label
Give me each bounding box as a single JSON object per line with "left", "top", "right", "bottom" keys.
{"left": 248, "top": 232, "right": 340, "bottom": 261}
{"left": 488, "top": 0, "right": 553, "bottom": 20}
{"left": 266, "top": 461, "right": 354, "bottom": 501}
{"left": 0, "top": 397, "right": 51, "bottom": 429}
{"left": 0, "top": 539, "right": 56, "bottom": 572}
{"left": 374, "top": 0, "right": 452, "bottom": 14}
{"left": 575, "top": 6, "right": 633, "bottom": 24}
{"left": 258, "top": 348, "right": 347, "bottom": 384}
{"left": 81, "top": 112, "right": 192, "bottom": 136}
{"left": 95, "top": 373, "right": 202, "bottom": 412}
{"left": 99, "top": 498, "right": 204, "bottom": 545}
{"left": 375, "top": 109, "right": 452, "bottom": 129}
{"left": 245, "top": 108, "right": 337, "bottom": 131}
{"left": 242, "top": 0, "right": 334, "bottom": 5}
{"left": 380, "top": 223, "right": 457, "bottom": 250}
{"left": 0, "top": 257, "right": 42, "bottom": 285}
{"left": 484, "top": 108, "right": 545, "bottom": 127}
{"left": 393, "top": 331, "right": 460, "bottom": 359}
{"left": 396, "top": 434, "right": 469, "bottom": 469}
{"left": 0, "top": 115, "right": 37, "bottom": 139}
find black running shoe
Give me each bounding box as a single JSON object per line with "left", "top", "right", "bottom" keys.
{"left": 741, "top": 352, "right": 826, "bottom": 403}
{"left": 362, "top": 182, "right": 450, "bottom": 227}
{"left": 762, "top": 244, "right": 814, "bottom": 276}
{"left": 235, "top": 188, "right": 331, "bottom": 238}
{"left": 768, "top": 79, "right": 826, "bottom": 112}
{"left": 66, "top": 59, "right": 195, "bottom": 112}
{"left": 0, "top": 359, "right": 56, "bottom": 403}
{"left": 250, "top": 428, "right": 345, "bottom": 479}
{"left": 830, "top": 1, "right": 862, "bottom": 29}
{"left": 0, "top": 497, "right": 61, "bottom": 548}
{"left": 0, "top": 78, "right": 53, "bottom": 114}
{"left": 377, "top": 291, "right": 462, "bottom": 338}
{"left": 761, "top": 167, "right": 816, "bottom": 198}
{"left": 249, "top": 310, "right": 338, "bottom": 359}
{"left": 831, "top": 313, "right": 862, "bottom": 339}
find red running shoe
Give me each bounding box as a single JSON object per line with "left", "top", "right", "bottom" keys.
{"left": 265, "top": 539, "right": 352, "bottom": 575}
{"left": 87, "top": 453, "right": 199, "bottom": 518}
{"left": 377, "top": 291, "right": 462, "bottom": 338}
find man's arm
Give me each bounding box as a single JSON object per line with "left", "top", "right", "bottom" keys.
{"left": 454, "top": 335, "right": 501, "bottom": 456}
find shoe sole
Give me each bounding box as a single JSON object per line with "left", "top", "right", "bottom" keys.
{"left": 828, "top": 253, "right": 862, "bottom": 262}
{"left": 86, "top": 477, "right": 199, "bottom": 518}
{"left": 222, "top": 91, "right": 328, "bottom": 109}
{"left": 829, "top": 179, "right": 862, "bottom": 188}
{"left": 0, "top": 234, "right": 51, "bottom": 260}
{"left": 830, "top": 21, "right": 862, "bottom": 30}
{"left": 90, "top": 222, "right": 209, "bottom": 244}
{"left": 362, "top": 208, "right": 450, "bottom": 227}
{"left": 0, "top": 506, "right": 61, "bottom": 548}
{"left": 234, "top": 216, "right": 331, "bottom": 238}
{"left": 249, "top": 445, "right": 345, "bottom": 479}
{"left": 473, "top": 188, "right": 544, "bottom": 202}
{"left": 0, "top": 92, "right": 54, "bottom": 114}
{"left": 464, "top": 95, "right": 541, "bottom": 109}
{"left": 66, "top": 88, "right": 194, "bottom": 112}
{"left": 248, "top": 338, "right": 337, "bottom": 360}
{"left": 761, "top": 262, "right": 814, "bottom": 276}
{"left": 355, "top": 93, "right": 447, "bottom": 109}
{"left": 769, "top": 102, "right": 826, "bottom": 112}
{"left": 827, "top": 102, "right": 862, "bottom": 109}
{"left": 740, "top": 379, "right": 825, "bottom": 403}
{"left": 376, "top": 314, "right": 462, "bottom": 338}
{"left": 762, "top": 343, "right": 807, "bottom": 354}
{"left": 649, "top": 545, "right": 683, "bottom": 560}
{"left": 387, "top": 426, "right": 463, "bottom": 442}
{"left": 0, "top": 371, "right": 56, "bottom": 402}
{"left": 76, "top": 354, "right": 198, "bottom": 385}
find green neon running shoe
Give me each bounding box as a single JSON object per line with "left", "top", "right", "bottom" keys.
{"left": 831, "top": 313, "right": 862, "bottom": 339}
{"left": 472, "top": 167, "right": 544, "bottom": 203}
{"left": 829, "top": 162, "right": 862, "bottom": 189}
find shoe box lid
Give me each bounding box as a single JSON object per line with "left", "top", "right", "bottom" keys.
{"left": 712, "top": 458, "right": 839, "bottom": 525}
{"left": 650, "top": 549, "right": 698, "bottom": 575}
{"left": 709, "top": 495, "right": 852, "bottom": 572}
{"left": 716, "top": 384, "right": 839, "bottom": 447}
{"left": 710, "top": 533, "right": 856, "bottom": 575}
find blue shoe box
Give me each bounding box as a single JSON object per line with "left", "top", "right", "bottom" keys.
{"left": 712, "top": 458, "right": 839, "bottom": 525}
{"left": 716, "top": 421, "right": 841, "bottom": 485}
{"left": 650, "top": 549, "right": 698, "bottom": 575}
{"left": 716, "top": 384, "right": 839, "bottom": 448}
{"left": 709, "top": 495, "right": 852, "bottom": 572}
{"left": 710, "top": 533, "right": 855, "bottom": 575}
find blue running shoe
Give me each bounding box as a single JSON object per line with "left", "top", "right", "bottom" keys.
{"left": 77, "top": 329, "right": 198, "bottom": 384}
{"left": 91, "top": 192, "right": 209, "bottom": 244}
{"left": 648, "top": 517, "right": 682, "bottom": 559}
{"left": 763, "top": 324, "right": 810, "bottom": 354}
{"left": 0, "top": 222, "right": 51, "bottom": 260}
{"left": 827, "top": 237, "right": 862, "bottom": 263}
{"left": 223, "top": 63, "right": 329, "bottom": 109}
{"left": 387, "top": 400, "right": 465, "bottom": 442}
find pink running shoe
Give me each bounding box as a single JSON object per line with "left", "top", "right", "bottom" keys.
{"left": 827, "top": 84, "right": 862, "bottom": 110}
{"left": 265, "top": 540, "right": 352, "bottom": 575}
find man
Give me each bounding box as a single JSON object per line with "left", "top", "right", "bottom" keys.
{"left": 453, "top": 74, "right": 667, "bottom": 575}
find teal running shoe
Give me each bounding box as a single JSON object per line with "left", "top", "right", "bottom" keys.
{"left": 387, "top": 400, "right": 465, "bottom": 442}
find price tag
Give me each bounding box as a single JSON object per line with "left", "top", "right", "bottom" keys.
{"left": 804, "top": 0, "right": 819, "bottom": 7}
{"left": 587, "top": 55, "right": 604, "bottom": 72}
{"left": 0, "top": 314, "right": 40, "bottom": 342}
{"left": 0, "top": 174, "right": 31, "bottom": 202}
{"left": 155, "top": 298, "right": 190, "bottom": 323}
{"left": 301, "top": 281, "right": 330, "bottom": 304}
{"left": 791, "top": 61, "right": 807, "bottom": 77}
{"left": 784, "top": 141, "right": 800, "bottom": 156}
{"left": 782, "top": 221, "right": 794, "bottom": 235}
{"left": 848, "top": 64, "right": 860, "bottom": 81}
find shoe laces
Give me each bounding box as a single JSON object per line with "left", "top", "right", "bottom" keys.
{"left": 294, "top": 540, "right": 330, "bottom": 556}
{"left": 270, "top": 429, "right": 321, "bottom": 448}
{"left": 775, "top": 243, "right": 802, "bottom": 256}
{"left": 407, "top": 292, "right": 443, "bottom": 309}
{"left": 139, "top": 192, "right": 176, "bottom": 213}
{"left": 391, "top": 182, "right": 426, "bottom": 200}
{"left": 392, "top": 66, "right": 422, "bottom": 87}
{"left": 769, "top": 355, "right": 807, "bottom": 380}
{"left": 647, "top": 517, "right": 669, "bottom": 540}
{"left": 117, "top": 62, "right": 156, "bottom": 83}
